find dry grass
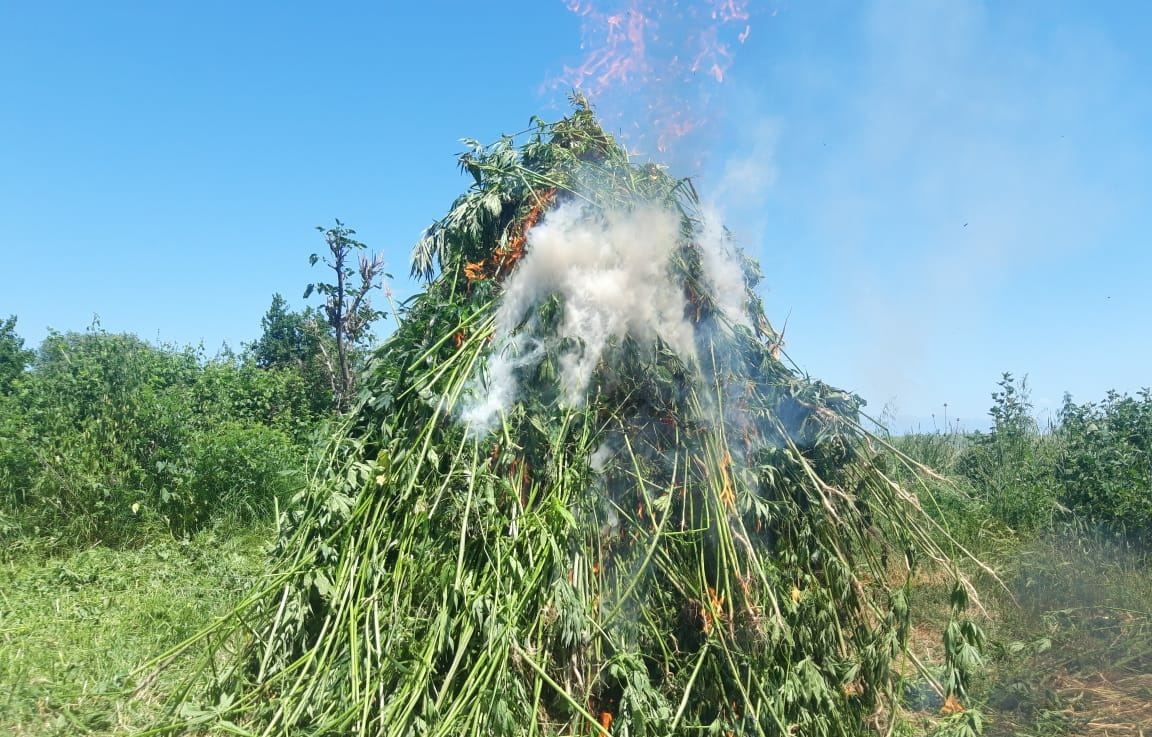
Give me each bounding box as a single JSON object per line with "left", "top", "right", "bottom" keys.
{"left": 895, "top": 529, "right": 1152, "bottom": 737}
{"left": 1055, "top": 672, "right": 1152, "bottom": 736}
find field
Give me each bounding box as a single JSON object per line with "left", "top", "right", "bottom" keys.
{"left": 7, "top": 0, "right": 1152, "bottom": 733}
{"left": 900, "top": 529, "right": 1152, "bottom": 736}
{"left": 889, "top": 412, "right": 1152, "bottom": 737}
{"left": 3, "top": 436, "right": 1150, "bottom": 736}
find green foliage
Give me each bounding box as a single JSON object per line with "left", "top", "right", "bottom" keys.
{"left": 176, "top": 422, "right": 299, "bottom": 532}
{"left": 927, "top": 710, "right": 984, "bottom": 737}
{"left": 193, "top": 354, "right": 326, "bottom": 440}
{"left": 1056, "top": 389, "right": 1152, "bottom": 539}
{"left": 4, "top": 328, "right": 198, "bottom": 542}
{"left": 903, "top": 375, "right": 1151, "bottom": 543}
{"left": 889, "top": 379, "right": 1152, "bottom": 734}
{"left": 248, "top": 293, "right": 334, "bottom": 415}
{"left": 889, "top": 431, "right": 1002, "bottom": 549}
{"left": 0, "top": 315, "right": 33, "bottom": 395}
{"left": 0, "top": 323, "right": 314, "bottom": 546}
{"left": 894, "top": 430, "right": 968, "bottom": 475}
{"left": 251, "top": 294, "right": 319, "bottom": 369}
{"left": 941, "top": 584, "right": 985, "bottom": 702}
{"left": 957, "top": 374, "right": 1060, "bottom": 532}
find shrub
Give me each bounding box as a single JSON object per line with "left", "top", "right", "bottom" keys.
{"left": 5, "top": 329, "right": 197, "bottom": 543}
{"left": 0, "top": 392, "right": 37, "bottom": 511}
{"left": 1056, "top": 389, "right": 1152, "bottom": 540}
{"left": 0, "top": 325, "right": 312, "bottom": 546}
{"left": 150, "top": 422, "right": 301, "bottom": 535}
{"left": 192, "top": 358, "right": 323, "bottom": 444}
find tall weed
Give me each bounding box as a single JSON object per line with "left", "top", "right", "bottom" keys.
{"left": 957, "top": 374, "right": 1061, "bottom": 532}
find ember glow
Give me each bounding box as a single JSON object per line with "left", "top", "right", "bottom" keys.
{"left": 556, "top": 0, "right": 756, "bottom": 153}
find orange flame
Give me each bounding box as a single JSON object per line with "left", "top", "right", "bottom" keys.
{"left": 710, "top": 0, "right": 750, "bottom": 22}
{"left": 555, "top": 0, "right": 755, "bottom": 153}
{"left": 598, "top": 710, "right": 614, "bottom": 732}
{"left": 562, "top": 1, "right": 651, "bottom": 96}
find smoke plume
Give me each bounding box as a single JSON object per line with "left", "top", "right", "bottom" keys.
{"left": 461, "top": 200, "right": 700, "bottom": 433}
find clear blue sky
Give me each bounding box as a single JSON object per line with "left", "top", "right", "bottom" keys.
{"left": 3, "top": 0, "right": 1149, "bottom": 431}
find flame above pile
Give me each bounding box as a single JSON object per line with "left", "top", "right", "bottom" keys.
{"left": 556, "top": 0, "right": 757, "bottom": 153}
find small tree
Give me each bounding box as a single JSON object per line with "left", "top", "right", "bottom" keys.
{"left": 249, "top": 294, "right": 334, "bottom": 416}
{"left": 0, "top": 315, "right": 33, "bottom": 395}
{"left": 304, "top": 220, "right": 388, "bottom": 411}
{"left": 252, "top": 294, "right": 322, "bottom": 370}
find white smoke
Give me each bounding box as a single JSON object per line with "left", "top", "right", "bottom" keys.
{"left": 695, "top": 206, "right": 751, "bottom": 329}
{"left": 589, "top": 442, "right": 617, "bottom": 473}
{"left": 460, "top": 200, "right": 699, "bottom": 434}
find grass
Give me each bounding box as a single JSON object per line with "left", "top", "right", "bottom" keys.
{"left": 0, "top": 525, "right": 271, "bottom": 736}
{"left": 2, "top": 493, "right": 1150, "bottom": 737}
{"left": 887, "top": 422, "right": 1152, "bottom": 736}
{"left": 3, "top": 416, "right": 1148, "bottom": 737}
{"left": 983, "top": 529, "right": 1152, "bottom": 736}
{"left": 895, "top": 527, "right": 1152, "bottom": 737}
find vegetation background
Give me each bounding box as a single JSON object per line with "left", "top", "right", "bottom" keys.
{"left": 3, "top": 251, "right": 1150, "bottom": 736}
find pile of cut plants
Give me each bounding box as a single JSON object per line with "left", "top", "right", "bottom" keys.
{"left": 139, "top": 101, "right": 980, "bottom": 737}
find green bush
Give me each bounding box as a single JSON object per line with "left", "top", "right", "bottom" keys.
{"left": 173, "top": 422, "right": 300, "bottom": 533}
{"left": 192, "top": 359, "right": 324, "bottom": 443}
{"left": 0, "top": 324, "right": 314, "bottom": 547}
{"left": 1056, "top": 389, "right": 1152, "bottom": 539}
{"left": 923, "top": 375, "right": 1151, "bottom": 542}
{"left": 5, "top": 329, "right": 196, "bottom": 542}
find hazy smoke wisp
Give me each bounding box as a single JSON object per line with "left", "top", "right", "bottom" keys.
{"left": 695, "top": 206, "right": 750, "bottom": 329}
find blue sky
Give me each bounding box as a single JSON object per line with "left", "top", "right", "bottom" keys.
{"left": 2, "top": 0, "right": 1149, "bottom": 430}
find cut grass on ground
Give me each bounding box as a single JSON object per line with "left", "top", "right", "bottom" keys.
{"left": 4, "top": 520, "right": 1150, "bottom": 737}
{"left": 0, "top": 526, "right": 270, "bottom": 737}
{"left": 901, "top": 530, "right": 1152, "bottom": 737}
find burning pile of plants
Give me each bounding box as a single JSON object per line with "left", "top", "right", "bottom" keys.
{"left": 146, "top": 101, "right": 976, "bottom": 736}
